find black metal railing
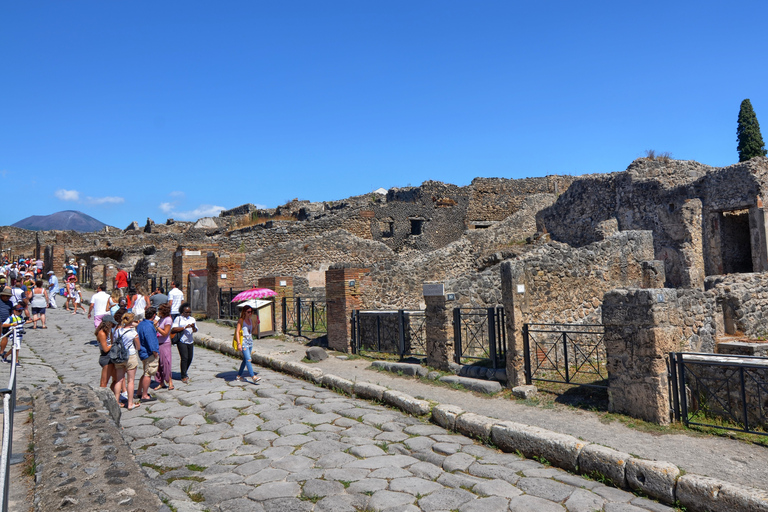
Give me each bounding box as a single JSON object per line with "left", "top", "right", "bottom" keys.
{"left": 218, "top": 288, "right": 248, "bottom": 320}
{"left": 147, "top": 277, "right": 170, "bottom": 295}
{"left": 282, "top": 297, "right": 327, "bottom": 336}
{"left": 669, "top": 352, "right": 768, "bottom": 436}
{"left": 351, "top": 310, "right": 426, "bottom": 358}
{"left": 523, "top": 323, "right": 607, "bottom": 388}
{"left": 452, "top": 306, "right": 506, "bottom": 368}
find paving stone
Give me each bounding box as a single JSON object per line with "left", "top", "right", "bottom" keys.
{"left": 315, "top": 452, "right": 358, "bottom": 469}
{"left": 323, "top": 468, "right": 371, "bottom": 482}
{"left": 417, "top": 487, "right": 476, "bottom": 511}
{"left": 271, "top": 434, "right": 312, "bottom": 447}
{"left": 523, "top": 467, "right": 565, "bottom": 478}
{"left": 517, "top": 477, "right": 576, "bottom": 502}
{"left": 260, "top": 496, "right": 313, "bottom": 511}
{"left": 603, "top": 503, "right": 651, "bottom": 512}
{"left": 245, "top": 468, "right": 289, "bottom": 485}
{"left": 286, "top": 468, "right": 325, "bottom": 482}
{"left": 432, "top": 442, "right": 462, "bottom": 455}
{"left": 404, "top": 436, "right": 436, "bottom": 452}
{"left": 436, "top": 471, "right": 485, "bottom": 489}
{"left": 344, "top": 454, "right": 420, "bottom": 469}
{"left": 413, "top": 450, "right": 447, "bottom": 468}
{"left": 431, "top": 434, "right": 475, "bottom": 445}
{"left": 628, "top": 496, "right": 676, "bottom": 511}
{"left": 368, "top": 466, "right": 412, "bottom": 479}
{"left": 248, "top": 481, "right": 302, "bottom": 501}
{"left": 461, "top": 444, "right": 502, "bottom": 459}
{"left": 389, "top": 476, "right": 444, "bottom": 495}
{"left": 202, "top": 472, "right": 245, "bottom": 484}
{"left": 260, "top": 446, "right": 296, "bottom": 459}
{"left": 403, "top": 424, "right": 447, "bottom": 436}
{"left": 375, "top": 431, "right": 410, "bottom": 443}
{"left": 295, "top": 440, "right": 350, "bottom": 459}
{"left": 209, "top": 437, "right": 245, "bottom": 451}
{"left": 443, "top": 452, "right": 477, "bottom": 473}
{"left": 563, "top": 488, "right": 607, "bottom": 512}
{"left": 408, "top": 461, "right": 444, "bottom": 481}
{"left": 270, "top": 455, "right": 314, "bottom": 472}
{"left": 508, "top": 494, "right": 567, "bottom": 511}
{"left": 467, "top": 462, "right": 520, "bottom": 484}
{"left": 243, "top": 431, "right": 279, "bottom": 446}
{"left": 276, "top": 423, "right": 312, "bottom": 436}
{"left": 458, "top": 496, "right": 510, "bottom": 512}
{"left": 593, "top": 485, "right": 636, "bottom": 502}
{"left": 367, "top": 490, "right": 416, "bottom": 511}
{"left": 218, "top": 497, "right": 266, "bottom": 511}
{"left": 473, "top": 478, "right": 523, "bottom": 498}
{"left": 231, "top": 415, "right": 265, "bottom": 433}
{"left": 199, "top": 483, "right": 252, "bottom": 504}
{"left": 301, "top": 478, "right": 345, "bottom": 498}
{"left": 347, "top": 478, "right": 389, "bottom": 494}
{"left": 349, "top": 444, "right": 387, "bottom": 458}
{"left": 313, "top": 494, "right": 368, "bottom": 512}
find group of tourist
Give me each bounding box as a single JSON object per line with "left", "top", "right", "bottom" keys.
{"left": 0, "top": 256, "right": 263, "bottom": 408}
{"left": 90, "top": 280, "right": 203, "bottom": 408}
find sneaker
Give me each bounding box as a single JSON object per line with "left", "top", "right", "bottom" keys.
{"left": 120, "top": 391, "right": 128, "bottom": 400}
{"left": 235, "top": 376, "right": 243, "bottom": 382}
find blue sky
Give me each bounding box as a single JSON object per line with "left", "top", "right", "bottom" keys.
{"left": 2, "top": 1, "right": 767, "bottom": 228}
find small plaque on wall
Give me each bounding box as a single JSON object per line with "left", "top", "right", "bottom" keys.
{"left": 280, "top": 280, "right": 287, "bottom": 286}
{"left": 221, "top": 274, "right": 227, "bottom": 279}
{"left": 517, "top": 284, "right": 525, "bottom": 294}
{"left": 423, "top": 283, "right": 445, "bottom": 296}
{"left": 184, "top": 250, "right": 201, "bottom": 256}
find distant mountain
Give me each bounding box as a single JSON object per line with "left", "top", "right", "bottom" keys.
{"left": 11, "top": 210, "right": 108, "bottom": 232}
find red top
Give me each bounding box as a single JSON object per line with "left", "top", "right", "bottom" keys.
{"left": 115, "top": 270, "right": 128, "bottom": 288}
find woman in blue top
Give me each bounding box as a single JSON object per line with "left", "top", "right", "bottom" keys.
{"left": 235, "top": 305, "right": 261, "bottom": 384}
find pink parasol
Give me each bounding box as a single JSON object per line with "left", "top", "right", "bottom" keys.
{"left": 231, "top": 288, "right": 278, "bottom": 302}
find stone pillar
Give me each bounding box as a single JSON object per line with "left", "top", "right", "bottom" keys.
{"left": 326, "top": 266, "right": 369, "bottom": 353}
{"left": 105, "top": 264, "right": 118, "bottom": 291}
{"left": 500, "top": 261, "right": 528, "bottom": 387}
{"left": 603, "top": 288, "right": 680, "bottom": 425}
{"left": 423, "top": 283, "right": 451, "bottom": 370}
{"left": 206, "top": 252, "right": 248, "bottom": 319}
{"left": 258, "top": 276, "right": 294, "bottom": 331}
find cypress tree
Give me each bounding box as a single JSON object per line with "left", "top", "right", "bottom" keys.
{"left": 737, "top": 99, "right": 767, "bottom": 162}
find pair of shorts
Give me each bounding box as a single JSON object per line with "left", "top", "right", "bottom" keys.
{"left": 114, "top": 352, "right": 139, "bottom": 371}
{"left": 31, "top": 307, "right": 45, "bottom": 315}
{"left": 99, "top": 353, "right": 112, "bottom": 367}
{"left": 142, "top": 354, "right": 158, "bottom": 377}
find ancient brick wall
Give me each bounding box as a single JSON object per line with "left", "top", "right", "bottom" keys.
{"left": 326, "top": 265, "right": 371, "bottom": 352}
{"left": 466, "top": 176, "right": 574, "bottom": 223}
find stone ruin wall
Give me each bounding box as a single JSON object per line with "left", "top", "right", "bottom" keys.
{"left": 538, "top": 157, "right": 768, "bottom": 288}
{"left": 465, "top": 175, "right": 575, "bottom": 222}
{"left": 359, "top": 194, "right": 556, "bottom": 310}
{"left": 504, "top": 230, "right": 656, "bottom": 325}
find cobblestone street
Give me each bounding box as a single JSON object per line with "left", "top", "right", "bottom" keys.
{"left": 15, "top": 306, "right": 675, "bottom": 511}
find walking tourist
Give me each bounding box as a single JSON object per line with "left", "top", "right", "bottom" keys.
{"left": 47, "top": 271, "right": 58, "bottom": 308}
{"left": 115, "top": 267, "right": 129, "bottom": 297}
{"left": 95, "top": 314, "right": 116, "bottom": 389}
{"left": 154, "top": 303, "right": 174, "bottom": 390}
{"left": 136, "top": 307, "right": 159, "bottom": 402}
{"left": 65, "top": 275, "right": 77, "bottom": 312}
{"left": 29, "top": 279, "right": 48, "bottom": 328}
{"left": 0, "top": 303, "right": 28, "bottom": 366}
{"left": 88, "top": 283, "right": 111, "bottom": 329}
{"left": 112, "top": 313, "right": 141, "bottom": 410}
{"left": 73, "top": 284, "right": 87, "bottom": 314}
{"left": 168, "top": 282, "right": 184, "bottom": 320}
{"left": 234, "top": 305, "right": 261, "bottom": 384}
{"left": 130, "top": 284, "right": 149, "bottom": 320}
{"left": 171, "top": 302, "right": 196, "bottom": 383}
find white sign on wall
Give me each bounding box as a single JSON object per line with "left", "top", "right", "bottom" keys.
{"left": 517, "top": 284, "right": 525, "bottom": 294}
{"left": 279, "top": 280, "right": 287, "bottom": 286}
{"left": 184, "top": 250, "right": 202, "bottom": 256}
{"left": 423, "top": 283, "right": 445, "bottom": 297}
{"left": 220, "top": 274, "right": 227, "bottom": 279}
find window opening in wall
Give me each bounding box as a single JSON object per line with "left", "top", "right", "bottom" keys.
{"left": 382, "top": 221, "right": 394, "bottom": 238}
{"left": 719, "top": 209, "right": 753, "bottom": 274}
{"left": 409, "top": 218, "right": 424, "bottom": 236}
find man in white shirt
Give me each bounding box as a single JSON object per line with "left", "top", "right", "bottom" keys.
{"left": 47, "top": 271, "right": 59, "bottom": 308}
{"left": 87, "top": 283, "right": 111, "bottom": 329}
{"left": 168, "top": 281, "right": 184, "bottom": 320}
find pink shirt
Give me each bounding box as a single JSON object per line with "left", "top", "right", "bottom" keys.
{"left": 156, "top": 316, "right": 172, "bottom": 344}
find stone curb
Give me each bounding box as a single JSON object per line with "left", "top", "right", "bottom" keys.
{"left": 371, "top": 360, "right": 429, "bottom": 377}
{"left": 193, "top": 332, "right": 768, "bottom": 511}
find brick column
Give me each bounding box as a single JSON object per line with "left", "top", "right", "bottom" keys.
{"left": 326, "top": 266, "right": 369, "bottom": 353}
{"left": 424, "top": 285, "right": 451, "bottom": 370}
{"left": 500, "top": 261, "right": 528, "bottom": 387}
{"left": 603, "top": 288, "right": 680, "bottom": 425}
{"left": 258, "top": 277, "right": 294, "bottom": 332}
{"left": 206, "top": 253, "right": 248, "bottom": 319}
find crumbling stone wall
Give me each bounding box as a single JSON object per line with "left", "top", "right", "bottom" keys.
{"left": 466, "top": 176, "right": 574, "bottom": 223}
{"left": 538, "top": 157, "right": 768, "bottom": 287}
{"left": 706, "top": 272, "right": 768, "bottom": 339}
{"left": 500, "top": 230, "right": 657, "bottom": 386}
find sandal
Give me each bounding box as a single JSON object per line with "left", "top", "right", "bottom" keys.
{"left": 168, "top": 386, "right": 174, "bottom": 391}
{"left": 124, "top": 403, "right": 141, "bottom": 410}
{"left": 252, "top": 376, "right": 261, "bottom": 384}
{"left": 235, "top": 376, "right": 243, "bottom": 382}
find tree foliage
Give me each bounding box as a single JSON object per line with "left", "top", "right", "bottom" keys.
{"left": 737, "top": 99, "right": 767, "bottom": 162}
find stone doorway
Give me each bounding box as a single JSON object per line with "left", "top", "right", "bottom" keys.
{"left": 719, "top": 209, "right": 753, "bottom": 274}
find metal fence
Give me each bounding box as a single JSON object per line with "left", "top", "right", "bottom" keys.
{"left": 352, "top": 310, "right": 427, "bottom": 358}
{"left": 282, "top": 297, "right": 327, "bottom": 336}
{"left": 522, "top": 323, "right": 607, "bottom": 388}
{"left": 0, "top": 348, "right": 25, "bottom": 511}
{"left": 218, "top": 288, "right": 248, "bottom": 320}
{"left": 452, "top": 306, "right": 506, "bottom": 368}
{"left": 147, "top": 277, "right": 171, "bottom": 295}
{"left": 669, "top": 352, "right": 768, "bottom": 436}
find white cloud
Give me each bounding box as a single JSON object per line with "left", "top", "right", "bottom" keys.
{"left": 55, "top": 189, "right": 80, "bottom": 201}
{"left": 173, "top": 204, "right": 226, "bottom": 220}
{"left": 87, "top": 196, "right": 124, "bottom": 205}
{"left": 159, "top": 202, "right": 174, "bottom": 213}
{"left": 169, "top": 191, "right": 185, "bottom": 198}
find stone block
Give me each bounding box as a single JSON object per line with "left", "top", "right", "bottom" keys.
{"left": 455, "top": 412, "right": 495, "bottom": 441}
{"left": 511, "top": 385, "right": 537, "bottom": 399}
{"left": 438, "top": 376, "right": 502, "bottom": 394}
{"left": 577, "top": 443, "right": 628, "bottom": 488}
{"left": 321, "top": 374, "right": 354, "bottom": 395}
{"left": 382, "top": 389, "right": 431, "bottom": 416}
{"left": 371, "top": 361, "right": 428, "bottom": 377}
{"left": 625, "top": 457, "right": 680, "bottom": 504}
{"left": 431, "top": 404, "right": 464, "bottom": 431}
{"left": 353, "top": 381, "right": 387, "bottom": 401}
{"left": 676, "top": 474, "right": 768, "bottom": 512}
{"left": 90, "top": 384, "right": 121, "bottom": 426}
{"left": 490, "top": 421, "right": 585, "bottom": 472}
{"left": 305, "top": 347, "right": 328, "bottom": 361}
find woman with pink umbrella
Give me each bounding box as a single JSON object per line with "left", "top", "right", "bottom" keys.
{"left": 234, "top": 303, "right": 260, "bottom": 384}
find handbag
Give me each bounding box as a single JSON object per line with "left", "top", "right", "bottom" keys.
{"left": 171, "top": 331, "right": 183, "bottom": 345}
{"left": 232, "top": 328, "right": 243, "bottom": 351}
{"left": 108, "top": 329, "right": 130, "bottom": 364}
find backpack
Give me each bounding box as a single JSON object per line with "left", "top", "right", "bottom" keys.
{"left": 109, "top": 328, "right": 130, "bottom": 364}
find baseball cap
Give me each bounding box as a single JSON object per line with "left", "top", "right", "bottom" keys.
{"left": 47, "top": 271, "right": 54, "bottom": 275}
{"left": 13, "top": 303, "right": 24, "bottom": 310}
